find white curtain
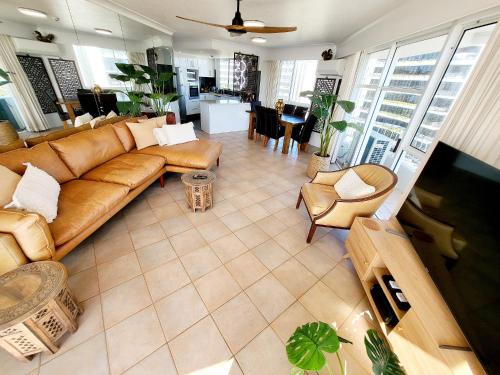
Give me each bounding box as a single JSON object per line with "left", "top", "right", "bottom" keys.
{"left": 261, "top": 60, "right": 280, "bottom": 107}
{"left": 440, "top": 25, "right": 500, "bottom": 169}
{"left": 0, "top": 34, "right": 49, "bottom": 131}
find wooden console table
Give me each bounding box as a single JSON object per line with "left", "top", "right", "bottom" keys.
{"left": 346, "top": 217, "right": 485, "bottom": 375}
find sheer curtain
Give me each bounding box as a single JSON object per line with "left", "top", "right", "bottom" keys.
{"left": 261, "top": 60, "right": 280, "bottom": 107}
{"left": 0, "top": 34, "right": 49, "bottom": 131}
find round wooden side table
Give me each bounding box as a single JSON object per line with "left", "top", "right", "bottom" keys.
{"left": 181, "top": 171, "right": 216, "bottom": 212}
{"left": 0, "top": 261, "right": 81, "bottom": 362}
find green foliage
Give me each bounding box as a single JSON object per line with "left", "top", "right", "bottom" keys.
{"left": 365, "top": 329, "right": 406, "bottom": 375}
{"left": 301, "top": 90, "right": 356, "bottom": 157}
{"left": 0, "top": 68, "right": 12, "bottom": 86}
{"left": 286, "top": 322, "right": 341, "bottom": 371}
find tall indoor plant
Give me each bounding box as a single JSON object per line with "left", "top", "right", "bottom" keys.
{"left": 301, "top": 91, "right": 356, "bottom": 178}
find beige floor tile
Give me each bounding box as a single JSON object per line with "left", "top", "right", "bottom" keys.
{"left": 241, "top": 203, "right": 270, "bottom": 222}
{"left": 197, "top": 219, "right": 232, "bottom": 242}
{"left": 251, "top": 239, "right": 291, "bottom": 270}
{"left": 0, "top": 348, "right": 40, "bottom": 375}
{"left": 159, "top": 215, "right": 193, "bottom": 237}
{"left": 212, "top": 293, "right": 267, "bottom": 353}
{"left": 68, "top": 266, "right": 99, "bottom": 302}
{"left": 246, "top": 274, "right": 295, "bottom": 323}
{"left": 234, "top": 223, "right": 270, "bottom": 249}
{"left": 272, "top": 258, "right": 317, "bottom": 298}
{"left": 106, "top": 306, "right": 165, "bottom": 375}
{"left": 255, "top": 215, "right": 288, "bottom": 237}
{"left": 194, "top": 266, "right": 241, "bottom": 311}
{"left": 235, "top": 327, "right": 291, "bottom": 375}
{"left": 295, "top": 245, "right": 338, "bottom": 278}
{"left": 125, "top": 209, "right": 159, "bottom": 231}
{"left": 180, "top": 245, "right": 222, "bottom": 280}
{"left": 322, "top": 349, "right": 370, "bottom": 375}
{"left": 169, "top": 228, "right": 207, "bottom": 257}
{"left": 146, "top": 191, "right": 174, "bottom": 208}
{"left": 101, "top": 275, "right": 152, "bottom": 329}
{"left": 94, "top": 232, "right": 134, "bottom": 265}
{"left": 322, "top": 264, "right": 365, "bottom": 307}
{"left": 130, "top": 223, "right": 166, "bottom": 249}
{"left": 136, "top": 239, "right": 177, "bottom": 273}
{"left": 226, "top": 252, "right": 269, "bottom": 289}
{"left": 169, "top": 316, "right": 232, "bottom": 375}
{"left": 211, "top": 200, "right": 238, "bottom": 217}
{"left": 144, "top": 259, "right": 190, "bottom": 301}
{"left": 92, "top": 215, "right": 128, "bottom": 241}
{"left": 219, "top": 211, "right": 252, "bottom": 231}
{"left": 314, "top": 232, "right": 348, "bottom": 262}
{"left": 123, "top": 345, "right": 177, "bottom": 375}
{"left": 274, "top": 227, "right": 309, "bottom": 255}
{"left": 260, "top": 197, "right": 286, "bottom": 214}
{"left": 273, "top": 207, "right": 304, "bottom": 227}
{"left": 97, "top": 252, "right": 141, "bottom": 292}
{"left": 152, "top": 202, "right": 183, "bottom": 221}
{"left": 41, "top": 295, "right": 103, "bottom": 364}
{"left": 155, "top": 284, "right": 208, "bottom": 341}
{"left": 123, "top": 196, "right": 151, "bottom": 215}
{"left": 300, "top": 281, "right": 353, "bottom": 328}
{"left": 61, "top": 242, "right": 95, "bottom": 275}
{"left": 209, "top": 233, "right": 248, "bottom": 263}
{"left": 39, "top": 333, "right": 108, "bottom": 375}
{"left": 186, "top": 210, "right": 218, "bottom": 226}
{"left": 271, "top": 302, "right": 315, "bottom": 343}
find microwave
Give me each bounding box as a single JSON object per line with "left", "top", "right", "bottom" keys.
{"left": 189, "top": 85, "right": 199, "bottom": 99}
{"left": 186, "top": 69, "right": 198, "bottom": 82}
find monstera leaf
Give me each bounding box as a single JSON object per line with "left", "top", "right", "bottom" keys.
{"left": 286, "top": 322, "right": 341, "bottom": 371}
{"left": 365, "top": 329, "right": 406, "bottom": 375}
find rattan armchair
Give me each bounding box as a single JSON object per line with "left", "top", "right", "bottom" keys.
{"left": 296, "top": 164, "right": 397, "bottom": 242}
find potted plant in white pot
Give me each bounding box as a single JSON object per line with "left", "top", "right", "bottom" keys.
{"left": 301, "top": 91, "right": 356, "bottom": 178}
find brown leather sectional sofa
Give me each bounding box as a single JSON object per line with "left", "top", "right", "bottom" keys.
{"left": 0, "top": 116, "right": 222, "bottom": 275}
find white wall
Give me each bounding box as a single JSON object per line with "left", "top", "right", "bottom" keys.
{"left": 336, "top": 0, "right": 500, "bottom": 57}
{"left": 266, "top": 43, "right": 336, "bottom": 61}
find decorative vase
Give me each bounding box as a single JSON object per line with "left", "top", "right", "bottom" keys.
{"left": 307, "top": 152, "right": 331, "bottom": 179}
{"left": 275, "top": 99, "right": 285, "bottom": 115}
{"left": 166, "top": 112, "right": 176, "bottom": 124}
{"left": 0, "top": 120, "right": 20, "bottom": 145}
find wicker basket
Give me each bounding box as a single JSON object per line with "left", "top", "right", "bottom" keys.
{"left": 307, "top": 152, "right": 331, "bottom": 178}
{"left": 0, "top": 121, "right": 20, "bottom": 145}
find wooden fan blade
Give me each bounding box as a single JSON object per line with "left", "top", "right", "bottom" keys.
{"left": 176, "top": 16, "right": 228, "bottom": 29}
{"left": 240, "top": 25, "right": 297, "bottom": 33}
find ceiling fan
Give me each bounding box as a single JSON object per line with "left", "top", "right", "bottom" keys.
{"left": 176, "top": 0, "right": 297, "bottom": 36}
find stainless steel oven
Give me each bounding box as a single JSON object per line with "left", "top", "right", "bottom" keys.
{"left": 189, "top": 85, "right": 199, "bottom": 99}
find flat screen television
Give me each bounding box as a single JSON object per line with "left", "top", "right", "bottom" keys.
{"left": 396, "top": 141, "right": 500, "bottom": 374}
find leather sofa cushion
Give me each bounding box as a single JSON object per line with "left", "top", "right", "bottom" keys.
{"left": 133, "top": 140, "right": 222, "bottom": 169}
{"left": 0, "top": 142, "right": 75, "bottom": 183}
{"left": 25, "top": 124, "right": 91, "bottom": 147}
{"left": 82, "top": 153, "right": 165, "bottom": 189}
{"left": 0, "top": 139, "right": 26, "bottom": 153}
{"left": 301, "top": 183, "right": 339, "bottom": 216}
{"left": 50, "top": 126, "right": 126, "bottom": 177}
{"left": 49, "top": 180, "right": 129, "bottom": 246}
{"left": 0, "top": 233, "right": 28, "bottom": 276}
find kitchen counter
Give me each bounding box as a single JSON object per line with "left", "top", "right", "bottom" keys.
{"left": 200, "top": 99, "right": 251, "bottom": 134}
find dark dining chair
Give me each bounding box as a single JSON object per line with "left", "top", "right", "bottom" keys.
{"left": 263, "top": 107, "right": 285, "bottom": 151}
{"left": 283, "top": 104, "right": 296, "bottom": 115}
{"left": 254, "top": 105, "right": 267, "bottom": 142}
{"left": 293, "top": 106, "right": 308, "bottom": 119}
{"left": 291, "top": 114, "right": 317, "bottom": 152}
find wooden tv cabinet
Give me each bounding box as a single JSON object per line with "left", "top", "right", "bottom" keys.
{"left": 345, "top": 217, "right": 485, "bottom": 375}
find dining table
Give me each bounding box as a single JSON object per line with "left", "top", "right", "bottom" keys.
{"left": 246, "top": 110, "right": 306, "bottom": 154}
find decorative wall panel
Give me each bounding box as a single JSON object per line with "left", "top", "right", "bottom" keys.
{"left": 17, "top": 55, "right": 57, "bottom": 114}
{"left": 311, "top": 77, "right": 341, "bottom": 132}
{"left": 233, "top": 53, "right": 259, "bottom": 96}
{"left": 48, "top": 59, "right": 82, "bottom": 101}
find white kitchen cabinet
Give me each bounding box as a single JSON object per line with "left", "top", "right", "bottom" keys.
{"left": 198, "top": 58, "right": 215, "bottom": 77}
{"left": 186, "top": 100, "right": 200, "bottom": 115}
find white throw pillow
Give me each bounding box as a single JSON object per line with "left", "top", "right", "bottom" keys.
{"left": 5, "top": 163, "right": 60, "bottom": 223}
{"left": 106, "top": 110, "right": 117, "bottom": 119}
{"left": 153, "top": 127, "right": 170, "bottom": 146}
{"left": 90, "top": 115, "right": 105, "bottom": 128}
{"left": 74, "top": 112, "right": 93, "bottom": 127}
{"left": 163, "top": 122, "right": 198, "bottom": 146}
{"left": 334, "top": 169, "right": 376, "bottom": 200}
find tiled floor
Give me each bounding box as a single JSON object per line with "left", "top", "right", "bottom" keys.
{"left": 1, "top": 131, "right": 379, "bottom": 375}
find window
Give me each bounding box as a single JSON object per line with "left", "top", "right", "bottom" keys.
{"left": 0, "top": 69, "right": 26, "bottom": 131}
{"left": 73, "top": 45, "right": 128, "bottom": 89}
{"left": 277, "top": 60, "right": 318, "bottom": 105}
{"left": 218, "top": 58, "right": 234, "bottom": 90}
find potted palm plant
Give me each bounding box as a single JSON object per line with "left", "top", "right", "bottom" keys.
{"left": 301, "top": 91, "right": 356, "bottom": 178}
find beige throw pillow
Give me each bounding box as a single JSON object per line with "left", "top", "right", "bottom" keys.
{"left": 334, "top": 169, "right": 376, "bottom": 199}
{"left": 138, "top": 115, "right": 166, "bottom": 127}
{"left": 0, "top": 165, "right": 21, "bottom": 207}
{"left": 126, "top": 121, "right": 159, "bottom": 150}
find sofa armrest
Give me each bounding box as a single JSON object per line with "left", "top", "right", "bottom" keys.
{"left": 311, "top": 170, "right": 347, "bottom": 185}
{"left": 0, "top": 209, "right": 55, "bottom": 261}
{"left": 0, "top": 233, "right": 28, "bottom": 275}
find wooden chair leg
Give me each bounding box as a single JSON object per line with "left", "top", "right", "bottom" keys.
{"left": 159, "top": 175, "right": 165, "bottom": 188}
{"left": 217, "top": 157, "right": 220, "bottom": 166}
{"left": 307, "top": 222, "right": 317, "bottom": 243}
{"left": 273, "top": 139, "right": 279, "bottom": 151}
{"left": 296, "top": 192, "right": 303, "bottom": 209}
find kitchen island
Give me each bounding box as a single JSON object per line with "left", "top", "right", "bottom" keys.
{"left": 200, "top": 99, "right": 251, "bottom": 134}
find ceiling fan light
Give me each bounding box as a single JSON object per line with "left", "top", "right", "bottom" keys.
{"left": 251, "top": 37, "right": 267, "bottom": 44}
{"left": 243, "top": 20, "right": 265, "bottom": 28}
{"left": 94, "top": 28, "right": 113, "bottom": 35}
{"left": 17, "top": 7, "right": 47, "bottom": 18}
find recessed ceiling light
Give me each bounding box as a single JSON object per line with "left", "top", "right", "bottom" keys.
{"left": 244, "top": 20, "right": 265, "bottom": 28}
{"left": 94, "top": 28, "right": 113, "bottom": 35}
{"left": 17, "top": 7, "right": 47, "bottom": 18}
{"left": 251, "top": 37, "right": 267, "bottom": 44}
